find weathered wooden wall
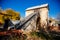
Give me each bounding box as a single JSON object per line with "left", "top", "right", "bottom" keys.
{"left": 25, "top": 4, "right": 48, "bottom": 32}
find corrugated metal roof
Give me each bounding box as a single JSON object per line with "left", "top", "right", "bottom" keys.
{"left": 26, "top": 4, "right": 48, "bottom": 10}
{"left": 11, "top": 20, "right": 20, "bottom": 25}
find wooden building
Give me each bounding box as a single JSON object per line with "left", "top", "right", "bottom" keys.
{"left": 25, "top": 4, "right": 49, "bottom": 32}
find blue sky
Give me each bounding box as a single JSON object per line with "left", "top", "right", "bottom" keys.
{"left": 0, "top": 0, "right": 60, "bottom": 18}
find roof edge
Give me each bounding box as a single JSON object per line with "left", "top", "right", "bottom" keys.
{"left": 26, "top": 3, "right": 48, "bottom": 10}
